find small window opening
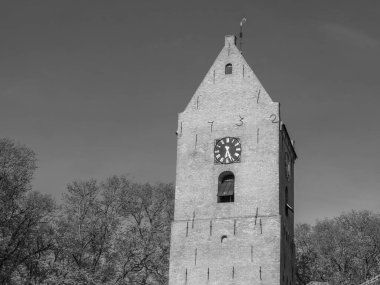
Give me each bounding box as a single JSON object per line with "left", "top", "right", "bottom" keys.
{"left": 285, "top": 187, "right": 289, "bottom": 216}
{"left": 217, "top": 171, "right": 234, "bottom": 203}
{"left": 225, "top": 63, "right": 232, "bottom": 75}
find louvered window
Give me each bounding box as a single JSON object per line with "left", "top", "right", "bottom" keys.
{"left": 217, "top": 172, "right": 234, "bottom": 203}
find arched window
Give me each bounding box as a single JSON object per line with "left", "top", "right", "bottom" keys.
{"left": 285, "top": 187, "right": 289, "bottom": 216}
{"left": 217, "top": 171, "right": 234, "bottom": 203}
{"left": 225, "top": 63, "right": 232, "bottom": 75}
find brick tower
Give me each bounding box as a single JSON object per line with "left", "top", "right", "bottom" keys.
{"left": 169, "top": 35, "right": 297, "bottom": 285}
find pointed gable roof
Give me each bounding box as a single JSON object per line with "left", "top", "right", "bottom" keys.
{"left": 181, "top": 35, "right": 275, "bottom": 114}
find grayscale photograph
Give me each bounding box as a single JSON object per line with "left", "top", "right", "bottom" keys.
{"left": 0, "top": 1, "right": 379, "bottom": 284}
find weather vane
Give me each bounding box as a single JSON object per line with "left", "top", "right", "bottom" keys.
{"left": 239, "top": 17, "right": 247, "bottom": 53}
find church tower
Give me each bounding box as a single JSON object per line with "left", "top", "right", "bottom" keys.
{"left": 169, "top": 35, "right": 297, "bottom": 285}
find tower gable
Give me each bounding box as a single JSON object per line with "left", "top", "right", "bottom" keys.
{"left": 182, "top": 35, "right": 273, "bottom": 115}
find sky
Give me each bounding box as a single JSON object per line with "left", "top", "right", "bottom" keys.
{"left": 0, "top": 0, "right": 379, "bottom": 224}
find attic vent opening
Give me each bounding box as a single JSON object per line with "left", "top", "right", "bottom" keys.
{"left": 225, "top": 63, "right": 232, "bottom": 75}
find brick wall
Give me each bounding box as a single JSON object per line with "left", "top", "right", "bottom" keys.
{"left": 169, "top": 35, "right": 296, "bottom": 285}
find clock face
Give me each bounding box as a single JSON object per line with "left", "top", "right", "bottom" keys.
{"left": 214, "top": 137, "right": 241, "bottom": 164}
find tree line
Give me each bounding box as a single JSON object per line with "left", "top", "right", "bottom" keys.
{"left": 0, "top": 138, "right": 174, "bottom": 284}
{"left": 1, "top": 138, "right": 379, "bottom": 284}
{"left": 296, "top": 210, "right": 380, "bottom": 285}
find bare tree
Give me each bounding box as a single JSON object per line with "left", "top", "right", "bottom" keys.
{"left": 295, "top": 210, "right": 380, "bottom": 285}
{"left": 45, "top": 176, "right": 174, "bottom": 285}
{"left": 0, "top": 139, "right": 55, "bottom": 284}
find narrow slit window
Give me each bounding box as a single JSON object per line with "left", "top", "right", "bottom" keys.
{"left": 217, "top": 171, "right": 234, "bottom": 203}
{"left": 225, "top": 63, "right": 232, "bottom": 75}
{"left": 285, "top": 187, "right": 289, "bottom": 216}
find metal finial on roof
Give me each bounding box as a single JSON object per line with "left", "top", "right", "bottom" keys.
{"left": 239, "top": 17, "right": 247, "bottom": 53}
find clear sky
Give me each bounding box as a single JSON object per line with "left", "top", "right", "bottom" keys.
{"left": 1, "top": 0, "right": 379, "bottom": 224}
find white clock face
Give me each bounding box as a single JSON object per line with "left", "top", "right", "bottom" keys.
{"left": 214, "top": 137, "right": 241, "bottom": 164}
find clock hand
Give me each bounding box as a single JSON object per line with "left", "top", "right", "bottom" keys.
{"left": 225, "top": 146, "right": 233, "bottom": 160}
{"left": 224, "top": 146, "right": 230, "bottom": 158}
